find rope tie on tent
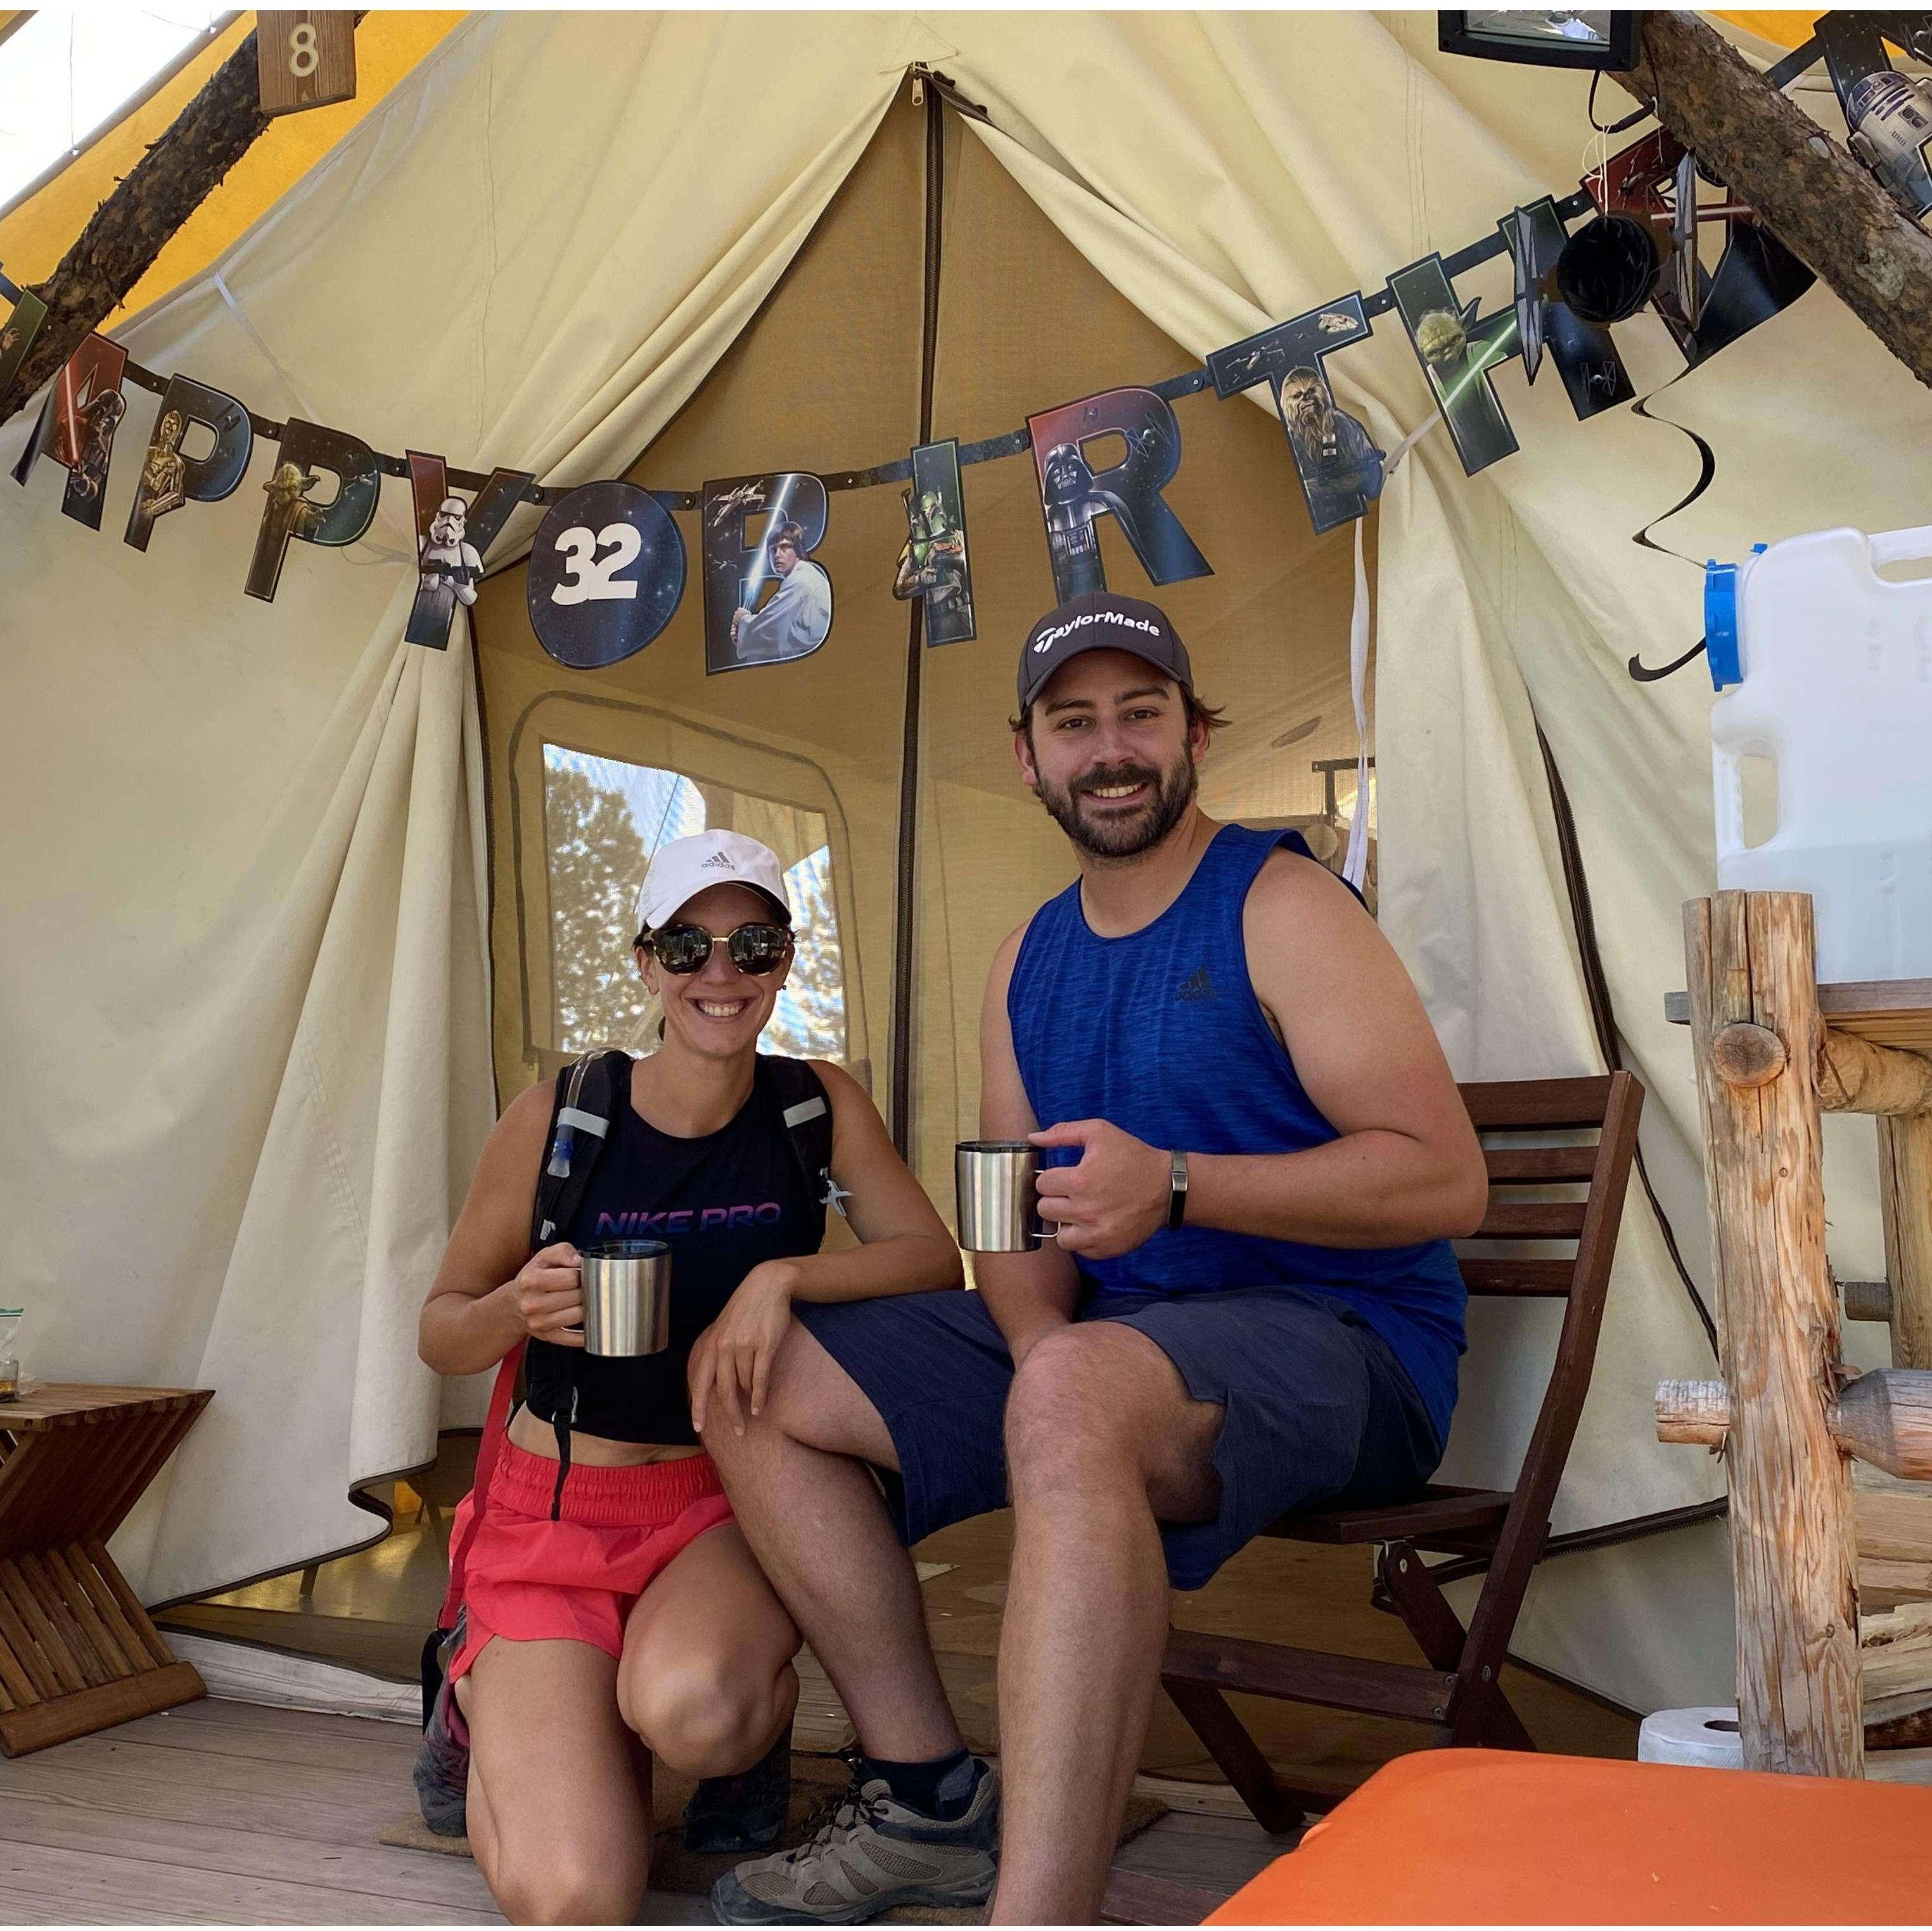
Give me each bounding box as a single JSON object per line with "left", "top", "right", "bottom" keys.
{"left": 1341, "top": 408, "right": 1442, "bottom": 890}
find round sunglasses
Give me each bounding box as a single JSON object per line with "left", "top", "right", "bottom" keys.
{"left": 645, "top": 920, "right": 793, "bottom": 977}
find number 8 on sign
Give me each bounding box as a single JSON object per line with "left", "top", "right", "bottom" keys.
{"left": 528, "top": 481, "right": 686, "bottom": 670}
{"left": 289, "top": 22, "right": 318, "bottom": 75}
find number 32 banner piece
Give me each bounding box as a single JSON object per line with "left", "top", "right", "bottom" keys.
{"left": 527, "top": 479, "right": 687, "bottom": 670}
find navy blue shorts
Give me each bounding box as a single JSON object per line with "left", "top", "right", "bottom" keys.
{"left": 793, "top": 1285, "right": 1444, "bottom": 1591}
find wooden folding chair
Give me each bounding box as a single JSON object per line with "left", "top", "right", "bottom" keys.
{"left": 1160, "top": 1072, "right": 1646, "bottom": 1833}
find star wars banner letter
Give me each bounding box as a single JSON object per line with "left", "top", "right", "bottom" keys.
{"left": 1026, "top": 388, "right": 1211, "bottom": 604}
{"left": 405, "top": 453, "right": 535, "bottom": 650}
{"left": 123, "top": 375, "right": 253, "bottom": 553}
{"left": 701, "top": 473, "right": 833, "bottom": 675}
{"left": 1208, "top": 296, "right": 1384, "bottom": 539}
{"left": 893, "top": 440, "right": 975, "bottom": 646}
{"left": 245, "top": 418, "right": 383, "bottom": 602}
{"left": 527, "top": 480, "right": 686, "bottom": 670}
{"left": 11, "top": 335, "right": 131, "bottom": 532}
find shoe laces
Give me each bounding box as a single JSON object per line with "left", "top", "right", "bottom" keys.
{"left": 781, "top": 1756, "right": 889, "bottom": 1865}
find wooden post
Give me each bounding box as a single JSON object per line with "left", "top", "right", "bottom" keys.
{"left": 1685, "top": 892, "right": 1864, "bottom": 1778}
{"left": 1880, "top": 1113, "right": 1932, "bottom": 1371}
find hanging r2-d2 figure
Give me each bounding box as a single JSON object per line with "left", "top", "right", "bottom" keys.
{"left": 1845, "top": 70, "right": 1932, "bottom": 217}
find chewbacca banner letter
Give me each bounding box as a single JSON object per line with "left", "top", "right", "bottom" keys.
{"left": 245, "top": 418, "right": 381, "bottom": 602}
{"left": 123, "top": 375, "right": 254, "bottom": 553}
{"left": 1025, "top": 388, "right": 1210, "bottom": 603}
{"left": 1209, "top": 297, "right": 1384, "bottom": 537}
{"left": 893, "top": 440, "right": 975, "bottom": 645}
{"left": 11, "top": 335, "right": 131, "bottom": 531}
{"left": 1386, "top": 257, "right": 1523, "bottom": 477}
{"left": 700, "top": 472, "right": 833, "bottom": 675}
{"left": 404, "top": 453, "right": 535, "bottom": 649}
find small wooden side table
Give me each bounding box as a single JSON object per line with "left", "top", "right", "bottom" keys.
{"left": 0, "top": 1382, "right": 214, "bottom": 1755}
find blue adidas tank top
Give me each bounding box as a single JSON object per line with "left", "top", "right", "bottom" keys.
{"left": 1007, "top": 823, "right": 1465, "bottom": 1444}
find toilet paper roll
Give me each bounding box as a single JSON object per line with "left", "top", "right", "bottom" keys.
{"left": 1638, "top": 1705, "right": 1745, "bottom": 1769}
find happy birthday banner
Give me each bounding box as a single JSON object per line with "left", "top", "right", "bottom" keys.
{"left": 0, "top": 92, "right": 1833, "bottom": 680}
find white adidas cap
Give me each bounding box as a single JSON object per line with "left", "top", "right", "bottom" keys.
{"left": 634, "top": 829, "right": 792, "bottom": 934}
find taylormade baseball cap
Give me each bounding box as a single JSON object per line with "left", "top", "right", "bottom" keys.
{"left": 1018, "top": 591, "right": 1194, "bottom": 713}
{"left": 634, "top": 829, "right": 792, "bottom": 934}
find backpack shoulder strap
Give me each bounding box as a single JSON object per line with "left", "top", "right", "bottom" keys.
{"left": 760, "top": 1054, "right": 843, "bottom": 1218}
{"left": 531, "top": 1049, "right": 632, "bottom": 1248}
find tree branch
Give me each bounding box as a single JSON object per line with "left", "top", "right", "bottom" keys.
{"left": 0, "top": 29, "right": 272, "bottom": 428}
{"left": 1619, "top": 10, "right": 1932, "bottom": 390}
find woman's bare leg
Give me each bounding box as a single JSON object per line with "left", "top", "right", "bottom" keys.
{"left": 618, "top": 1521, "right": 801, "bottom": 1777}
{"left": 455, "top": 1636, "right": 653, "bottom": 1924}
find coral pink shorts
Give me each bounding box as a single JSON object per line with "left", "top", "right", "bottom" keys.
{"left": 444, "top": 1438, "right": 734, "bottom": 1687}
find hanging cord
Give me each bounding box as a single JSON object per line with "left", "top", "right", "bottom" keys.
{"left": 1340, "top": 409, "right": 1443, "bottom": 888}
{"left": 1534, "top": 718, "right": 1718, "bottom": 1352}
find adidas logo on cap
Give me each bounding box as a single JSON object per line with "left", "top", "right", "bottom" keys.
{"left": 700, "top": 849, "right": 736, "bottom": 870}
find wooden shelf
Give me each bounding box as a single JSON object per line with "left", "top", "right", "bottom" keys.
{"left": 1667, "top": 979, "right": 1932, "bottom": 1051}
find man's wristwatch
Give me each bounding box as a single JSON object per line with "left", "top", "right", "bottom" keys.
{"left": 1167, "top": 1149, "right": 1189, "bottom": 1231}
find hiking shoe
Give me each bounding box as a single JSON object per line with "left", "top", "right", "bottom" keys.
{"left": 709, "top": 1757, "right": 999, "bottom": 1924}
{"left": 682, "top": 1720, "right": 793, "bottom": 1854}
{"left": 413, "top": 1622, "right": 470, "bottom": 1839}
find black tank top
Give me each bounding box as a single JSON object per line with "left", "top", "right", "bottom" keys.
{"left": 524, "top": 1055, "right": 828, "bottom": 1446}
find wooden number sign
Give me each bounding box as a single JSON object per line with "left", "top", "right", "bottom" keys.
{"left": 256, "top": 11, "right": 357, "bottom": 119}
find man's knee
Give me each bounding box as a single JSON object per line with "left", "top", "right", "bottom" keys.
{"left": 1005, "top": 1327, "right": 1148, "bottom": 1481}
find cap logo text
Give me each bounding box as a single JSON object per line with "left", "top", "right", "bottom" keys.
{"left": 1032, "top": 611, "right": 1162, "bottom": 653}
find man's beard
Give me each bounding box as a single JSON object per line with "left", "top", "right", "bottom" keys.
{"left": 1035, "top": 752, "right": 1198, "bottom": 860}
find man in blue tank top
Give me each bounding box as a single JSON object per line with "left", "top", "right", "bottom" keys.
{"left": 707, "top": 592, "right": 1487, "bottom": 1928}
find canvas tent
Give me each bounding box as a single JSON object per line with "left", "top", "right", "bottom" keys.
{"left": 1, "top": 9, "right": 1906, "bottom": 1719}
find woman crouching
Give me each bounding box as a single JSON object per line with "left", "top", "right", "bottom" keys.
{"left": 416, "top": 829, "right": 961, "bottom": 1923}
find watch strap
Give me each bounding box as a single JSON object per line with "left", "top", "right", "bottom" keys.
{"left": 1167, "top": 1149, "right": 1189, "bottom": 1231}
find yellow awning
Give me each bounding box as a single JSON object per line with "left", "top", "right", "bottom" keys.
{"left": 0, "top": 11, "right": 464, "bottom": 325}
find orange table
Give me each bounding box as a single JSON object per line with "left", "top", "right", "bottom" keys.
{"left": 0, "top": 1382, "right": 214, "bottom": 1755}
{"left": 1207, "top": 1749, "right": 1932, "bottom": 1925}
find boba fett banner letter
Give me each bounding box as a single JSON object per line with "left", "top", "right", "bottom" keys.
{"left": 894, "top": 440, "right": 975, "bottom": 645}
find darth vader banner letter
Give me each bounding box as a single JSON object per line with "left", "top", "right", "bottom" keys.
{"left": 701, "top": 472, "right": 833, "bottom": 675}
{"left": 1208, "top": 296, "right": 1383, "bottom": 537}
{"left": 1386, "top": 257, "right": 1521, "bottom": 477}
{"left": 245, "top": 418, "right": 381, "bottom": 602}
{"left": 894, "top": 440, "right": 975, "bottom": 645}
{"left": 12, "top": 335, "right": 130, "bottom": 530}
{"left": 123, "top": 375, "right": 254, "bottom": 553}
{"left": 404, "top": 452, "right": 535, "bottom": 649}
{"left": 527, "top": 480, "right": 686, "bottom": 671}
{"left": 1026, "top": 388, "right": 1211, "bottom": 603}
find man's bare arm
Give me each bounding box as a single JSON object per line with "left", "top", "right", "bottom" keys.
{"left": 1184, "top": 854, "right": 1486, "bottom": 1246}
{"left": 1029, "top": 855, "right": 1486, "bottom": 1261}
{"left": 975, "top": 922, "right": 1082, "bottom": 1363}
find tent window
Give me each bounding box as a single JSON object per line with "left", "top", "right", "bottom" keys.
{"left": 539, "top": 744, "right": 848, "bottom": 1062}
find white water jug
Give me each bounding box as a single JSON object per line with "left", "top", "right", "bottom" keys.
{"left": 1708, "top": 522, "right": 1932, "bottom": 984}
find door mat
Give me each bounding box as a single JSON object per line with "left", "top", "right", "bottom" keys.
{"left": 379, "top": 1751, "right": 1165, "bottom": 1916}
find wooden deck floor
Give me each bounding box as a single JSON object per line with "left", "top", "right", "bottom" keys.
{"left": 0, "top": 1695, "right": 1289, "bottom": 1925}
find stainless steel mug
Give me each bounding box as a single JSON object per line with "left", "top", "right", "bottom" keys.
{"left": 955, "top": 1141, "right": 1047, "bottom": 1252}
{"left": 577, "top": 1240, "right": 672, "bottom": 1356}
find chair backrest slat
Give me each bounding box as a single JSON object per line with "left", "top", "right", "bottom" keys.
{"left": 1457, "top": 1258, "right": 1577, "bottom": 1296}
{"left": 1461, "top": 1076, "right": 1617, "bottom": 1131}
{"left": 1471, "top": 1201, "right": 1589, "bottom": 1241}
{"left": 1483, "top": 1145, "right": 1599, "bottom": 1184}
